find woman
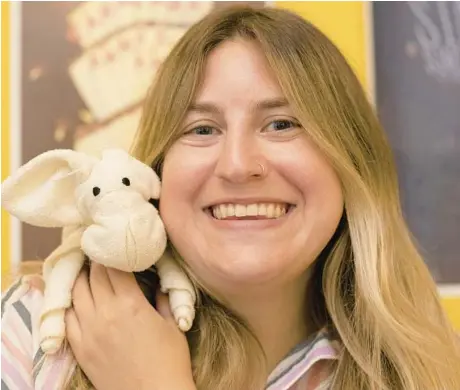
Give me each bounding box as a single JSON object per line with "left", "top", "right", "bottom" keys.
{"left": 2, "top": 5, "right": 459, "bottom": 390}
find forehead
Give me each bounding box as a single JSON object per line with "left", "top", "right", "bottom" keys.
{"left": 195, "top": 38, "right": 284, "bottom": 102}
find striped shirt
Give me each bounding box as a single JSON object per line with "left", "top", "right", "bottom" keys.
{"left": 1, "top": 275, "right": 338, "bottom": 390}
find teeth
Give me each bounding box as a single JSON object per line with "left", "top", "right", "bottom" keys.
{"left": 235, "top": 204, "right": 246, "bottom": 217}
{"left": 258, "top": 203, "right": 267, "bottom": 216}
{"left": 246, "top": 204, "right": 258, "bottom": 216}
{"left": 211, "top": 203, "right": 289, "bottom": 220}
{"left": 267, "top": 203, "right": 275, "bottom": 218}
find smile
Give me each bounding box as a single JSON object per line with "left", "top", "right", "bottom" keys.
{"left": 208, "top": 203, "right": 295, "bottom": 220}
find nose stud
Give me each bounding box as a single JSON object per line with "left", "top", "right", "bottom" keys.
{"left": 257, "top": 162, "right": 265, "bottom": 177}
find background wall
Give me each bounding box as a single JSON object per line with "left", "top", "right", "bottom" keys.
{"left": 1, "top": 1, "right": 459, "bottom": 327}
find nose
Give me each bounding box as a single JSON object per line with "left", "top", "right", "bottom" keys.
{"left": 214, "top": 132, "right": 267, "bottom": 184}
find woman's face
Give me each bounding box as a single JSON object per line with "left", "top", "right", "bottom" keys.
{"left": 160, "top": 38, "right": 343, "bottom": 293}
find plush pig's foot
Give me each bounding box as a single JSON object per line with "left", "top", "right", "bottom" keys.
{"left": 40, "top": 309, "right": 66, "bottom": 355}
{"left": 168, "top": 289, "right": 196, "bottom": 332}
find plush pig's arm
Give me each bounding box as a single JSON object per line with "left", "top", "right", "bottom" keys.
{"left": 40, "top": 228, "right": 85, "bottom": 354}
{"left": 156, "top": 252, "right": 197, "bottom": 332}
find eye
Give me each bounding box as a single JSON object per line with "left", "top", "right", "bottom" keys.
{"left": 265, "top": 119, "right": 300, "bottom": 132}
{"left": 186, "top": 125, "right": 217, "bottom": 136}
{"left": 122, "top": 177, "right": 131, "bottom": 186}
{"left": 93, "top": 187, "right": 101, "bottom": 196}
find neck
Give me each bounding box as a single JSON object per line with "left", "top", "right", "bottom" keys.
{"left": 223, "top": 272, "right": 311, "bottom": 376}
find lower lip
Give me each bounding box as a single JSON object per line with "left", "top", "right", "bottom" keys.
{"left": 204, "top": 207, "right": 295, "bottom": 230}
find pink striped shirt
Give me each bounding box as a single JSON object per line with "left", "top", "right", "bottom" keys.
{"left": 1, "top": 275, "right": 338, "bottom": 389}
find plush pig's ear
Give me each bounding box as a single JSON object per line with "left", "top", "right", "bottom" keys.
{"left": 1, "top": 149, "right": 98, "bottom": 227}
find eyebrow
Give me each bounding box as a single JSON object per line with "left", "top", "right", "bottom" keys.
{"left": 187, "top": 97, "right": 290, "bottom": 114}
{"left": 255, "top": 97, "right": 290, "bottom": 111}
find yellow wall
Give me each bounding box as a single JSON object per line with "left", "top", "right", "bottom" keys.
{"left": 275, "top": 1, "right": 369, "bottom": 89}
{"left": 1, "top": 1, "right": 11, "bottom": 279}
{"left": 442, "top": 298, "right": 460, "bottom": 328}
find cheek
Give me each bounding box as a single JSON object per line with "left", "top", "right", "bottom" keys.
{"left": 159, "top": 146, "right": 212, "bottom": 226}
{"left": 273, "top": 142, "right": 343, "bottom": 211}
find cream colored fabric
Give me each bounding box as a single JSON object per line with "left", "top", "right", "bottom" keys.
{"left": 1, "top": 148, "right": 196, "bottom": 355}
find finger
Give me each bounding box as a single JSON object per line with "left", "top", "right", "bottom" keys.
{"left": 89, "top": 262, "right": 115, "bottom": 305}
{"left": 105, "top": 267, "right": 144, "bottom": 298}
{"left": 65, "top": 307, "right": 82, "bottom": 349}
{"left": 72, "top": 268, "right": 95, "bottom": 320}
{"left": 155, "top": 288, "right": 175, "bottom": 325}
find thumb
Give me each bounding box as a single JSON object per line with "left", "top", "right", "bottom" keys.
{"left": 155, "top": 288, "right": 175, "bottom": 324}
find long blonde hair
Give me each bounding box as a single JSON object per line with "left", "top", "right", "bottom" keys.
{"left": 67, "top": 5, "right": 460, "bottom": 389}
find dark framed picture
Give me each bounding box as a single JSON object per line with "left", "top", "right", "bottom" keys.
{"left": 373, "top": 1, "right": 460, "bottom": 285}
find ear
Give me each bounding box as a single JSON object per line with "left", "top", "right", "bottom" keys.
{"left": 1, "top": 149, "right": 98, "bottom": 227}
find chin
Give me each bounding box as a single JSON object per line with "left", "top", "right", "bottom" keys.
{"left": 204, "top": 247, "right": 297, "bottom": 287}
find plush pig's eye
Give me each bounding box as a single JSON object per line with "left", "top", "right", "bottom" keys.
{"left": 122, "top": 177, "right": 130, "bottom": 186}
{"left": 93, "top": 187, "right": 101, "bottom": 196}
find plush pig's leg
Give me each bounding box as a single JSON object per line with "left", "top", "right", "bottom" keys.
{"left": 156, "top": 253, "right": 196, "bottom": 332}
{"left": 40, "top": 229, "right": 85, "bottom": 354}
{"left": 40, "top": 249, "right": 85, "bottom": 354}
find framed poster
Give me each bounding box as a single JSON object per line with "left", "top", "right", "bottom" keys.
{"left": 373, "top": 2, "right": 460, "bottom": 285}
{"left": 9, "top": 1, "right": 265, "bottom": 263}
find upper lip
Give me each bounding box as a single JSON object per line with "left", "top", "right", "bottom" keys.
{"left": 203, "top": 198, "right": 296, "bottom": 208}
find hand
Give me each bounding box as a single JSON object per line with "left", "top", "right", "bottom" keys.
{"left": 65, "top": 263, "right": 196, "bottom": 390}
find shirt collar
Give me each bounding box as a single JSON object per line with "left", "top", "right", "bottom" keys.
{"left": 266, "top": 328, "right": 338, "bottom": 390}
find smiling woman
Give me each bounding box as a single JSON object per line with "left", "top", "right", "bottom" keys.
{"left": 2, "top": 5, "right": 460, "bottom": 390}
{"left": 132, "top": 5, "right": 459, "bottom": 389}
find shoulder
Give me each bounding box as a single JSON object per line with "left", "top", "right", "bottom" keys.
{"left": 2, "top": 275, "right": 77, "bottom": 390}
{"left": 2, "top": 274, "right": 46, "bottom": 338}
{"left": 1, "top": 275, "right": 45, "bottom": 389}
{"left": 2, "top": 274, "right": 47, "bottom": 333}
